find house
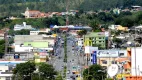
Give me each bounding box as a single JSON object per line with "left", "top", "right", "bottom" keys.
{"left": 14, "top": 22, "right": 33, "bottom": 31}
{"left": 116, "top": 25, "right": 128, "bottom": 31}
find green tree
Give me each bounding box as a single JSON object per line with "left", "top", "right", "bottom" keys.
{"left": 83, "top": 64, "right": 106, "bottom": 80}
{"left": 38, "top": 63, "right": 57, "bottom": 80}
{"left": 112, "top": 38, "right": 122, "bottom": 44}
{"left": 0, "top": 40, "right": 5, "bottom": 58}
{"left": 12, "top": 61, "right": 36, "bottom": 80}
{"left": 89, "top": 20, "right": 100, "bottom": 31}
{"left": 55, "top": 74, "right": 63, "bottom": 80}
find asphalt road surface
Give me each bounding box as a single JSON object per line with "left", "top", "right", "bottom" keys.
{"left": 48, "top": 33, "right": 85, "bottom": 80}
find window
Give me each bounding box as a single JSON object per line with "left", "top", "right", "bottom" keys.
{"left": 102, "top": 60, "right": 107, "bottom": 64}
{"left": 119, "top": 53, "right": 124, "bottom": 57}
{"left": 91, "top": 59, "right": 93, "bottom": 62}
{"left": 28, "top": 44, "right": 31, "bottom": 46}
{"left": 20, "top": 44, "right": 23, "bottom": 47}
{"left": 99, "top": 41, "right": 102, "bottom": 43}
{"left": 99, "top": 37, "right": 102, "bottom": 39}
{"left": 6, "top": 77, "right": 11, "bottom": 80}
{"left": 112, "top": 61, "right": 117, "bottom": 64}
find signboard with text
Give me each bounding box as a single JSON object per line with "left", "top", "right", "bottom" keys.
{"left": 97, "top": 50, "right": 119, "bottom": 58}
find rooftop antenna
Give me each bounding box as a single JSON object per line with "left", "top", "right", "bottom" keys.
{"left": 66, "top": 0, "right": 69, "bottom": 26}
{"left": 4, "top": 30, "right": 8, "bottom": 59}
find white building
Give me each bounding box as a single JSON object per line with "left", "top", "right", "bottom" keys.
{"left": 14, "top": 45, "right": 33, "bottom": 52}
{"left": 108, "top": 25, "right": 120, "bottom": 30}
{"left": 76, "top": 37, "right": 84, "bottom": 47}
{"left": 30, "top": 28, "right": 50, "bottom": 35}
{"left": 131, "top": 47, "right": 142, "bottom": 76}
{"left": 14, "top": 22, "right": 33, "bottom": 31}
{"left": 0, "top": 61, "right": 27, "bottom": 80}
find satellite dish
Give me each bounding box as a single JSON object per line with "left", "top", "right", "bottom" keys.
{"left": 107, "top": 64, "right": 119, "bottom": 78}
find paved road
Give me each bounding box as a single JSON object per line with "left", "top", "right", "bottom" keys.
{"left": 66, "top": 34, "right": 84, "bottom": 80}
{"left": 48, "top": 33, "right": 85, "bottom": 80}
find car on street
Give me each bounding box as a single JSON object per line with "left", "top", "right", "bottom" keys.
{"left": 67, "top": 70, "right": 70, "bottom": 74}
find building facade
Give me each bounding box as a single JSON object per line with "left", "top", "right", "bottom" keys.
{"left": 84, "top": 32, "right": 109, "bottom": 49}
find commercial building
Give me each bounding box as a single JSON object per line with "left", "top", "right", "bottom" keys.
{"left": 84, "top": 32, "right": 109, "bottom": 49}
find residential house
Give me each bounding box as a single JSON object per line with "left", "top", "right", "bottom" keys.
{"left": 116, "top": 25, "right": 128, "bottom": 31}
{"left": 14, "top": 22, "right": 33, "bottom": 31}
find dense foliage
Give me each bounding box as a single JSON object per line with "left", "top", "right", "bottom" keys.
{"left": 0, "top": 40, "right": 5, "bottom": 58}
{"left": 1, "top": 11, "right": 142, "bottom": 33}
{"left": 83, "top": 64, "right": 107, "bottom": 80}
{"left": 0, "top": 0, "right": 142, "bottom": 16}
{"left": 13, "top": 62, "right": 57, "bottom": 80}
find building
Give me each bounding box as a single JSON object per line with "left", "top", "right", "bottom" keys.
{"left": 76, "top": 37, "right": 84, "bottom": 47}
{"left": 116, "top": 25, "right": 128, "bottom": 31}
{"left": 14, "top": 22, "right": 33, "bottom": 31}
{"left": 22, "top": 7, "right": 48, "bottom": 18}
{"left": 0, "top": 61, "right": 26, "bottom": 80}
{"left": 131, "top": 47, "right": 142, "bottom": 76}
{"left": 89, "top": 49, "right": 131, "bottom": 79}
{"left": 30, "top": 28, "right": 50, "bottom": 35}
{"left": 84, "top": 32, "right": 109, "bottom": 49}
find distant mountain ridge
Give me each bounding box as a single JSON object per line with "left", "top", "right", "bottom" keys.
{"left": 0, "top": 0, "right": 142, "bottom": 16}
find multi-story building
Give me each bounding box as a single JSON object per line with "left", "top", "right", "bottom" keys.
{"left": 89, "top": 49, "right": 132, "bottom": 79}
{"left": 84, "top": 32, "right": 109, "bottom": 49}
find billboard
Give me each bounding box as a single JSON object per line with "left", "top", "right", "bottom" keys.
{"left": 92, "top": 51, "right": 97, "bottom": 64}
{"left": 96, "top": 50, "right": 127, "bottom": 58}
{"left": 97, "top": 50, "right": 119, "bottom": 58}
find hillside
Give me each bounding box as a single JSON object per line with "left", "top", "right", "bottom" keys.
{"left": 0, "top": 0, "right": 142, "bottom": 16}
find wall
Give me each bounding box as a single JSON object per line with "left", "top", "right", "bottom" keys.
{"left": 15, "top": 45, "right": 33, "bottom": 52}
{"left": 131, "top": 47, "right": 142, "bottom": 76}
{"left": 0, "top": 66, "right": 8, "bottom": 72}
{"left": 24, "top": 41, "right": 48, "bottom": 48}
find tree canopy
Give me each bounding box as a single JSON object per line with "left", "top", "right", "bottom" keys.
{"left": 0, "top": 0, "right": 142, "bottom": 16}
{"left": 38, "top": 63, "right": 57, "bottom": 80}
{"left": 83, "top": 64, "right": 107, "bottom": 80}
{"left": 13, "top": 61, "right": 36, "bottom": 80}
